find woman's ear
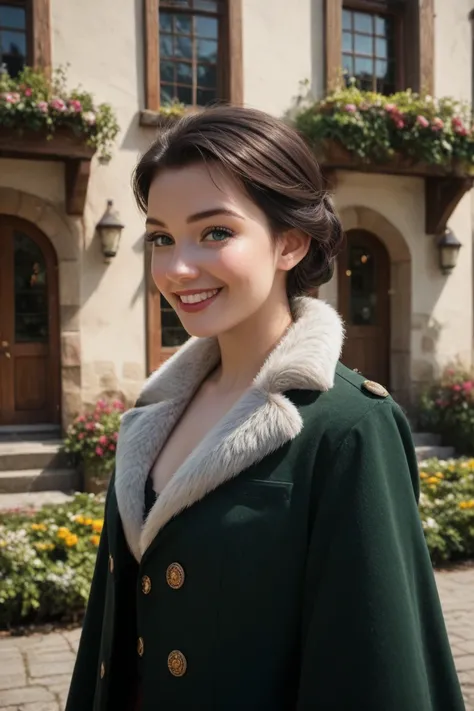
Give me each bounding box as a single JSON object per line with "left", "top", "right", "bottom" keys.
{"left": 276, "top": 229, "right": 311, "bottom": 273}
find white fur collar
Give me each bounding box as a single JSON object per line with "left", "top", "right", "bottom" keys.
{"left": 115, "top": 298, "right": 344, "bottom": 562}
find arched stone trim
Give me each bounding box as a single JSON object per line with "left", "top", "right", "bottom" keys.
{"left": 339, "top": 206, "right": 412, "bottom": 409}
{"left": 0, "top": 187, "right": 81, "bottom": 430}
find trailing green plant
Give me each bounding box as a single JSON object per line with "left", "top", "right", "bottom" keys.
{"left": 0, "top": 494, "right": 105, "bottom": 627}
{"left": 157, "top": 98, "right": 187, "bottom": 117}
{"left": 294, "top": 79, "right": 474, "bottom": 172}
{"left": 63, "top": 399, "right": 125, "bottom": 480}
{"left": 419, "top": 365, "right": 474, "bottom": 455}
{"left": 0, "top": 65, "right": 120, "bottom": 160}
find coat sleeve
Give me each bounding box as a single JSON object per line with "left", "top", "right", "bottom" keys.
{"left": 296, "top": 400, "right": 466, "bottom": 711}
{"left": 65, "top": 485, "right": 112, "bottom": 711}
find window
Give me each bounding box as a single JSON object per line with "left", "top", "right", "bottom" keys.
{"left": 0, "top": 0, "right": 50, "bottom": 78}
{"left": 342, "top": 7, "right": 398, "bottom": 94}
{"left": 0, "top": 2, "right": 28, "bottom": 76}
{"left": 144, "top": 0, "right": 243, "bottom": 112}
{"left": 160, "top": 293, "right": 188, "bottom": 347}
{"left": 160, "top": 0, "right": 220, "bottom": 107}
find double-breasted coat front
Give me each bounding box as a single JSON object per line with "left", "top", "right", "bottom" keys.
{"left": 66, "top": 298, "right": 465, "bottom": 711}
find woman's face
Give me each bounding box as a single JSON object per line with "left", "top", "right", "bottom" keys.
{"left": 146, "top": 162, "right": 307, "bottom": 339}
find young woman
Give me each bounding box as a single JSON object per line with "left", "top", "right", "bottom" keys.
{"left": 66, "top": 106, "right": 465, "bottom": 711}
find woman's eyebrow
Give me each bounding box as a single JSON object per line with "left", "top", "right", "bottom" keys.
{"left": 145, "top": 208, "right": 245, "bottom": 229}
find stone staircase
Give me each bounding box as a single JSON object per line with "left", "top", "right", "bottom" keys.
{"left": 412, "top": 432, "right": 455, "bottom": 462}
{"left": 0, "top": 430, "right": 79, "bottom": 511}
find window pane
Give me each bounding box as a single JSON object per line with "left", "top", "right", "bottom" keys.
{"left": 354, "top": 33, "right": 372, "bottom": 56}
{"left": 175, "top": 14, "right": 192, "bottom": 34}
{"left": 0, "top": 29, "right": 26, "bottom": 77}
{"left": 375, "top": 59, "right": 387, "bottom": 79}
{"left": 177, "top": 61, "right": 192, "bottom": 83}
{"left": 354, "top": 12, "right": 372, "bottom": 33}
{"left": 162, "top": 0, "right": 190, "bottom": 6}
{"left": 194, "top": 1, "right": 218, "bottom": 10}
{"left": 160, "top": 34, "right": 173, "bottom": 57}
{"left": 375, "top": 15, "right": 386, "bottom": 36}
{"left": 197, "top": 38, "right": 217, "bottom": 61}
{"left": 349, "top": 246, "right": 376, "bottom": 326}
{"left": 0, "top": 5, "right": 25, "bottom": 30}
{"left": 342, "top": 54, "right": 353, "bottom": 78}
{"left": 160, "top": 60, "right": 175, "bottom": 83}
{"left": 375, "top": 37, "right": 387, "bottom": 59}
{"left": 196, "top": 88, "right": 216, "bottom": 106}
{"left": 197, "top": 62, "right": 217, "bottom": 88}
{"left": 160, "top": 84, "right": 176, "bottom": 104}
{"left": 161, "top": 309, "right": 183, "bottom": 328}
{"left": 175, "top": 34, "right": 192, "bottom": 58}
{"left": 14, "top": 232, "right": 49, "bottom": 344}
{"left": 162, "top": 328, "right": 189, "bottom": 347}
{"left": 354, "top": 56, "right": 373, "bottom": 77}
{"left": 177, "top": 85, "right": 192, "bottom": 104}
{"left": 342, "top": 31, "right": 352, "bottom": 52}
{"left": 342, "top": 9, "right": 351, "bottom": 31}
{"left": 159, "top": 12, "right": 173, "bottom": 31}
{"left": 196, "top": 15, "right": 218, "bottom": 38}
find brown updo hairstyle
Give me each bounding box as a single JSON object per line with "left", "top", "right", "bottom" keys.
{"left": 132, "top": 105, "right": 344, "bottom": 298}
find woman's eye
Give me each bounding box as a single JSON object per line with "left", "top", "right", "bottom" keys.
{"left": 202, "top": 227, "right": 235, "bottom": 243}
{"left": 146, "top": 233, "right": 174, "bottom": 247}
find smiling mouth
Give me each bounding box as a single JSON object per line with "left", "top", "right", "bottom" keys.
{"left": 176, "top": 289, "right": 221, "bottom": 304}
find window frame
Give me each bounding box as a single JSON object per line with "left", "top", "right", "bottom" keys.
{"left": 324, "top": 0, "right": 434, "bottom": 95}
{"left": 144, "top": 0, "right": 243, "bottom": 112}
{"left": 0, "top": 0, "right": 51, "bottom": 74}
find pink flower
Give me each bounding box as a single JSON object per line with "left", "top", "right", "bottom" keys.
{"left": 98, "top": 435, "right": 108, "bottom": 445}
{"left": 452, "top": 117, "right": 468, "bottom": 136}
{"left": 86, "top": 422, "right": 95, "bottom": 431}
{"left": 452, "top": 384, "right": 462, "bottom": 392}
{"left": 50, "top": 97, "right": 66, "bottom": 112}
{"left": 384, "top": 103, "right": 397, "bottom": 113}
{"left": 24, "top": 88, "right": 32, "bottom": 97}
{"left": 112, "top": 399, "right": 125, "bottom": 411}
{"left": 394, "top": 118, "right": 405, "bottom": 129}
{"left": 432, "top": 117, "right": 444, "bottom": 131}
{"left": 95, "top": 446, "right": 104, "bottom": 457}
{"left": 416, "top": 115, "right": 429, "bottom": 128}
{"left": 2, "top": 92, "right": 20, "bottom": 104}
{"left": 109, "top": 444, "right": 116, "bottom": 452}
{"left": 78, "top": 432, "right": 85, "bottom": 440}
{"left": 344, "top": 103, "right": 357, "bottom": 113}
{"left": 463, "top": 381, "right": 473, "bottom": 392}
{"left": 77, "top": 415, "right": 86, "bottom": 423}
{"left": 113, "top": 432, "right": 118, "bottom": 441}
{"left": 69, "top": 99, "right": 82, "bottom": 112}
{"left": 96, "top": 399, "right": 107, "bottom": 410}
{"left": 36, "top": 101, "right": 48, "bottom": 113}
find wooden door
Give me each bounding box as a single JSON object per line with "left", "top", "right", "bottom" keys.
{"left": 0, "top": 217, "right": 60, "bottom": 425}
{"left": 338, "top": 229, "right": 390, "bottom": 387}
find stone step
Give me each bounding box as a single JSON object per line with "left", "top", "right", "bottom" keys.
{"left": 412, "top": 432, "right": 442, "bottom": 447}
{"left": 0, "top": 440, "right": 68, "bottom": 472}
{"left": 0, "top": 490, "right": 74, "bottom": 512}
{"left": 416, "top": 445, "right": 456, "bottom": 462}
{"left": 0, "top": 468, "right": 80, "bottom": 494}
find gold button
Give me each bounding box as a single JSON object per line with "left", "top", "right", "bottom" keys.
{"left": 137, "top": 637, "right": 144, "bottom": 657}
{"left": 166, "top": 562, "right": 185, "bottom": 589}
{"left": 100, "top": 662, "right": 105, "bottom": 679}
{"left": 109, "top": 554, "right": 114, "bottom": 574}
{"left": 168, "top": 650, "right": 187, "bottom": 677}
{"left": 142, "top": 575, "right": 151, "bottom": 595}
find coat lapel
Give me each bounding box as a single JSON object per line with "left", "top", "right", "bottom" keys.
{"left": 115, "top": 297, "right": 344, "bottom": 562}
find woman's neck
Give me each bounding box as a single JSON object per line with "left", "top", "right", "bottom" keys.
{"left": 211, "top": 295, "right": 293, "bottom": 394}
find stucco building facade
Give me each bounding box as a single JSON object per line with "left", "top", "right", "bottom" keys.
{"left": 0, "top": 0, "right": 472, "bottom": 430}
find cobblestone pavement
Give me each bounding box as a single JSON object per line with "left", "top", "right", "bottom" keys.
{"left": 0, "top": 566, "right": 473, "bottom": 710}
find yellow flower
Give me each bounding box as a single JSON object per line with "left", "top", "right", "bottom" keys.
{"left": 74, "top": 515, "right": 85, "bottom": 525}
{"left": 459, "top": 500, "right": 474, "bottom": 510}
{"left": 0, "top": 541, "right": 6, "bottom": 548}
{"left": 90, "top": 535, "right": 101, "bottom": 546}
{"left": 84, "top": 518, "right": 93, "bottom": 526}
{"left": 34, "top": 542, "right": 55, "bottom": 552}
{"left": 31, "top": 523, "right": 47, "bottom": 532}
{"left": 65, "top": 534, "right": 78, "bottom": 547}
{"left": 435, "top": 472, "right": 444, "bottom": 479}
{"left": 427, "top": 476, "right": 439, "bottom": 485}
{"left": 57, "top": 527, "right": 70, "bottom": 540}
{"left": 468, "top": 459, "right": 474, "bottom": 469}
{"left": 420, "top": 472, "right": 428, "bottom": 479}
{"left": 91, "top": 519, "right": 104, "bottom": 533}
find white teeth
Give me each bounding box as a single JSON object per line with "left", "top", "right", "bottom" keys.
{"left": 179, "top": 289, "right": 219, "bottom": 304}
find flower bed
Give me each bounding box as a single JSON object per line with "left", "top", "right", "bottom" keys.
{"left": 294, "top": 83, "right": 474, "bottom": 174}
{"left": 0, "top": 494, "right": 105, "bottom": 629}
{"left": 0, "top": 66, "right": 119, "bottom": 160}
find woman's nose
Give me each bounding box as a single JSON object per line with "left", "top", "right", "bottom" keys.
{"left": 160, "top": 247, "right": 200, "bottom": 282}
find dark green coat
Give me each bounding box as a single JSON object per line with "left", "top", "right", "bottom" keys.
{"left": 66, "top": 298, "right": 465, "bottom": 711}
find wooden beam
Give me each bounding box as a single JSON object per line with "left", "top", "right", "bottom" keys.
{"left": 419, "top": 0, "right": 434, "bottom": 95}
{"left": 65, "top": 160, "right": 92, "bottom": 215}
{"left": 324, "top": 0, "right": 342, "bottom": 92}
{"left": 0, "top": 128, "right": 95, "bottom": 161}
{"left": 227, "top": 0, "right": 243, "bottom": 105}
{"left": 144, "top": 0, "right": 159, "bottom": 111}
{"left": 32, "top": 0, "right": 52, "bottom": 76}
{"left": 425, "top": 176, "right": 473, "bottom": 235}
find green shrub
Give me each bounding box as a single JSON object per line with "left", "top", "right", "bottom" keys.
{"left": 0, "top": 494, "right": 105, "bottom": 628}
{"left": 419, "top": 366, "right": 474, "bottom": 455}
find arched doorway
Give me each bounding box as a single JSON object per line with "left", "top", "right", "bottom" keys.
{"left": 0, "top": 216, "right": 60, "bottom": 425}
{"left": 338, "top": 229, "right": 391, "bottom": 387}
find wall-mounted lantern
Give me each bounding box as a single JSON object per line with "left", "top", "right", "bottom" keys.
{"left": 437, "top": 229, "right": 462, "bottom": 275}
{"left": 96, "top": 200, "right": 124, "bottom": 263}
